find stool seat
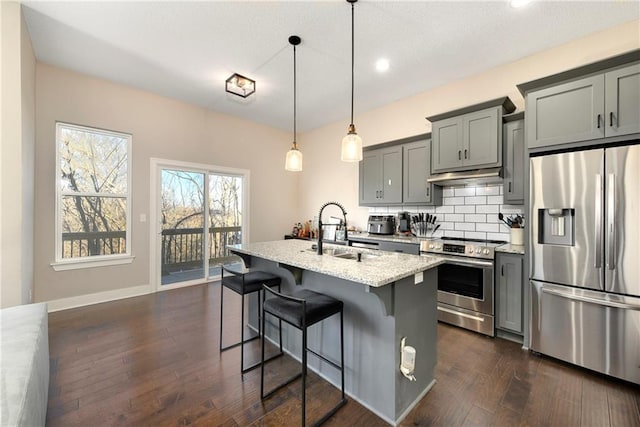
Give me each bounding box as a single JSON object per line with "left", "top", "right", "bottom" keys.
{"left": 263, "top": 289, "right": 343, "bottom": 329}
{"left": 222, "top": 270, "right": 281, "bottom": 295}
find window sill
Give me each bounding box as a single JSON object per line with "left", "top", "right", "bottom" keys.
{"left": 51, "top": 255, "right": 135, "bottom": 271}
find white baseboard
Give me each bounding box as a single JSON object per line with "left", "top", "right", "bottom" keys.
{"left": 46, "top": 284, "right": 152, "bottom": 312}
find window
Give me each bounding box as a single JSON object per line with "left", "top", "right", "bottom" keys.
{"left": 54, "top": 122, "right": 132, "bottom": 269}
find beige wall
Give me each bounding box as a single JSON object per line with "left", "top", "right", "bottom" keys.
{"left": 299, "top": 19, "right": 640, "bottom": 231}
{"left": 34, "top": 64, "right": 298, "bottom": 303}
{"left": 0, "top": 2, "right": 35, "bottom": 308}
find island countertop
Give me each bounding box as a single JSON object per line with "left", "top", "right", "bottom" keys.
{"left": 230, "top": 239, "right": 444, "bottom": 288}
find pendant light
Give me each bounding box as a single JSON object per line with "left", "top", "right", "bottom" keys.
{"left": 341, "top": 0, "right": 363, "bottom": 162}
{"left": 285, "top": 35, "right": 303, "bottom": 172}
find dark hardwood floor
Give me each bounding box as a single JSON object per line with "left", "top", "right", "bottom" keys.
{"left": 47, "top": 282, "right": 640, "bottom": 426}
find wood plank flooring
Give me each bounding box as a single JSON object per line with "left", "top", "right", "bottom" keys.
{"left": 47, "top": 282, "right": 640, "bottom": 426}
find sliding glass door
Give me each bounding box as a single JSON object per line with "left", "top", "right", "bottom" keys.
{"left": 156, "top": 163, "right": 245, "bottom": 287}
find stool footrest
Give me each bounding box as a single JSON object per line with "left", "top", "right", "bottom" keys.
{"left": 306, "top": 347, "right": 342, "bottom": 371}
{"left": 220, "top": 333, "right": 260, "bottom": 352}
{"left": 313, "top": 398, "right": 348, "bottom": 427}
{"left": 262, "top": 371, "right": 303, "bottom": 400}
{"left": 241, "top": 351, "right": 284, "bottom": 374}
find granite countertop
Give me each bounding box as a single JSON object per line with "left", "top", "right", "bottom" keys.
{"left": 230, "top": 239, "right": 444, "bottom": 288}
{"left": 496, "top": 243, "right": 525, "bottom": 255}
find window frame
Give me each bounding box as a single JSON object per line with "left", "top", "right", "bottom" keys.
{"left": 52, "top": 122, "right": 134, "bottom": 271}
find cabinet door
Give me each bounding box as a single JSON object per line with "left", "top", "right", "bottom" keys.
{"left": 605, "top": 63, "right": 640, "bottom": 137}
{"left": 503, "top": 119, "right": 525, "bottom": 205}
{"left": 380, "top": 146, "right": 402, "bottom": 204}
{"left": 432, "top": 116, "right": 463, "bottom": 172}
{"left": 497, "top": 254, "right": 524, "bottom": 333}
{"left": 359, "top": 150, "right": 381, "bottom": 205}
{"left": 402, "top": 140, "right": 429, "bottom": 204}
{"left": 527, "top": 75, "right": 605, "bottom": 149}
{"left": 463, "top": 107, "right": 501, "bottom": 168}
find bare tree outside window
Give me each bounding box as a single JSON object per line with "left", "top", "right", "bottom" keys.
{"left": 57, "top": 123, "right": 130, "bottom": 259}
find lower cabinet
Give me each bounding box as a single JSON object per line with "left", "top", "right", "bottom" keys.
{"left": 496, "top": 253, "right": 524, "bottom": 335}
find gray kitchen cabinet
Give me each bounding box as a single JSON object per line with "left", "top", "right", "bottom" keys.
{"left": 359, "top": 145, "right": 402, "bottom": 205}
{"left": 503, "top": 116, "right": 525, "bottom": 205}
{"left": 496, "top": 253, "right": 524, "bottom": 334}
{"left": 402, "top": 138, "right": 442, "bottom": 205}
{"left": 523, "top": 59, "right": 640, "bottom": 149}
{"left": 429, "top": 97, "right": 515, "bottom": 173}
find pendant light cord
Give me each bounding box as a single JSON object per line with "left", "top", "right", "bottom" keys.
{"left": 350, "top": 1, "right": 355, "bottom": 126}
{"left": 293, "top": 42, "right": 297, "bottom": 145}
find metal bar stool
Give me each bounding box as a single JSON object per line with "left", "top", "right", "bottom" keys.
{"left": 219, "top": 265, "right": 283, "bottom": 373}
{"left": 260, "top": 286, "right": 346, "bottom": 427}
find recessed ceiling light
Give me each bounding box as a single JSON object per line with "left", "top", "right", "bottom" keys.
{"left": 375, "top": 58, "right": 390, "bottom": 73}
{"left": 510, "top": 0, "right": 532, "bottom": 8}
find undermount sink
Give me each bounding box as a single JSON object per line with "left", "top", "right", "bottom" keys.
{"left": 305, "top": 246, "right": 380, "bottom": 260}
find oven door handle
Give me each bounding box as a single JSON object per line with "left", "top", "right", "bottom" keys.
{"left": 427, "top": 254, "right": 494, "bottom": 268}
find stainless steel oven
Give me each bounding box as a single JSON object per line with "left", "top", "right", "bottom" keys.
{"left": 421, "top": 238, "right": 503, "bottom": 337}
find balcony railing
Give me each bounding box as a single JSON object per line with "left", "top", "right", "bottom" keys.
{"left": 62, "top": 226, "right": 242, "bottom": 274}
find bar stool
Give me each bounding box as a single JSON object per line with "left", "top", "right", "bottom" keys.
{"left": 219, "top": 265, "right": 283, "bottom": 373}
{"left": 260, "top": 286, "right": 346, "bottom": 427}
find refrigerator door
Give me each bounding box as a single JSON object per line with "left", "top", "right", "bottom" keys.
{"left": 530, "top": 149, "right": 604, "bottom": 290}
{"left": 531, "top": 280, "right": 640, "bottom": 385}
{"left": 605, "top": 144, "right": 640, "bottom": 297}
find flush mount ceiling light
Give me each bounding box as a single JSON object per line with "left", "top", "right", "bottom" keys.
{"left": 341, "top": 0, "right": 363, "bottom": 163}
{"left": 375, "top": 58, "right": 390, "bottom": 73}
{"left": 225, "top": 73, "right": 255, "bottom": 98}
{"left": 285, "top": 35, "right": 303, "bottom": 172}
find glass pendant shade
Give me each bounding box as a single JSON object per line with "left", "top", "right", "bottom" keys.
{"left": 341, "top": 125, "right": 363, "bottom": 162}
{"left": 285, "top": 144, "right": 303, "bottom": 171}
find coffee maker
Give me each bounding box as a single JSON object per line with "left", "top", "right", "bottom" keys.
{"left": 397, "top": 211, "right": 411, "bottom": 233}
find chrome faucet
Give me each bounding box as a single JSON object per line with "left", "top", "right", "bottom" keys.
{"left": 317, "top": 201, "right": 348, "bottom": 255}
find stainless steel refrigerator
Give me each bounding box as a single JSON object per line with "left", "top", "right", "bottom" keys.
{"left": 530, "top": 143, "right": 640, "bottom": 385}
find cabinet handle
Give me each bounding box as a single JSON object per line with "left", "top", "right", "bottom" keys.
{"left": 609, "top": 112, "right": 614, "bottom": 127}
{"left": 508, "top": 182, "right": 512, "bottom": 193}
{"left": 597, "top": 114, "right": 601, "bottom": 129}
{"left": 458, "top": 150, "right": 462, "bottom": 160}
{"left": 501, "top": 265, "right": 504, "bottom": 276}
{"left": 426, "top": 187, "right": 430, "bottom": 197}
{"left": 464, "top": 149, "right": 468, "bottom": 159}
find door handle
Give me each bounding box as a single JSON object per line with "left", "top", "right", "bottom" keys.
{"left": 597, "top": 114, "right": 601, "bottom": 129}
{"left": 607, "top": 174, "right": 615, "bottom": 270}
{"left": 542, "top": 287, "right": 640, "bottom": 311}
{"left": 594, "top": 174, "right": 602, "bottom": 269}
{"left": 501, "top": 265, "right": 504, "bottom": 276}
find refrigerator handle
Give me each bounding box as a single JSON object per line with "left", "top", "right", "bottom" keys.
{"left": 607, "top": 174, "right": 616, "bottom": 270}
{"left": 594, "top": 174, "right": 602, "bottom": 269}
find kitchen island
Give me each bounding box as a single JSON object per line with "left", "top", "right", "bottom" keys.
{"left": 229, "top": 239, "right": 444, "bottom": 425}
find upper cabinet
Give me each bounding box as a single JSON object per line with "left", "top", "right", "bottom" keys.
{"left": 428, "top": 97, "right": 516, "bottom": 173}
{"left": 503, "top": 114, "right": 525, "bottom": 205}
{"left": 359, "top": 145, "right": 402, "bottom": 205}
{"left": 359, "top": 135, "right": 442, "bottom": 207}
{"left": 518, "top": 51, "right": 640, "bottom": 150}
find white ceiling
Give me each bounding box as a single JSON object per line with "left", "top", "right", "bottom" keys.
{"left": 22, "top": 1, "right": 639, "bottom": 133}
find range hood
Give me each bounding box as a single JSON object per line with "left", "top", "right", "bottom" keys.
{"left": 427, "top": 167, "right": 502, "bottom": 186}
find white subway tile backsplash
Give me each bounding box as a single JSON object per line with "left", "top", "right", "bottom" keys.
{"left": 475, "top": 185, "right": 500, "bottom": 196}
{"left": 439, "top": 222, "right": 454, "bottom": 230}
{"left": 476, "top": 205, "right": 499, "bottom": 214}
{"left": 442, "top": 188, "right": 455, "bottom": 197}
{"left": 455, "top": 223, "right": 475, "bottom": 231}
{"left": 487, "top": 195, "right": 504, "bottom": 205}
{"left": 465, "top": 196, "right": 487, "bottom": 205}
{"left": 476, "top": 223, "right": 500, "bottom": 232}
{"left": 500, "top": 205, "right": 526, "bottom": 215}
{"left": 455, "top": 205, "right": 476, "bottom": 214}
{"left": 465, "top": 214, "right": 487, "bottom": 223}
{"left": 444, "top": 197, "right": 465, "bottom": 206}
{"left": 435, "top": 205, "right": 454, "bottom": 214}
{"left": 445, "top": 214, "right": 464, "bottom": 222}
{"left": 447, "top": 230, "right": 465, "bottom": 239}
{"left": 465, "top": 231, "right": 487, "bottom": 240}
{"left": 454, "top": 187, "right": 476, "bottom": 197}
{"left": 487, "top": 232, "right": 511, "bottom": 242}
